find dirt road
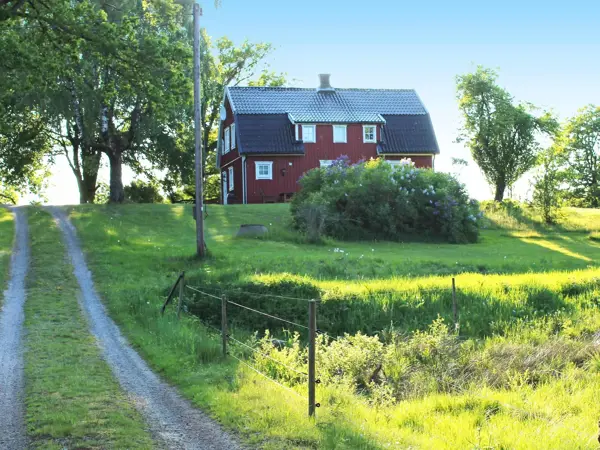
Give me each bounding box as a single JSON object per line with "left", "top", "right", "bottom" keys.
{"left": 49, "top": 207, "right": 241, "bottom": 450}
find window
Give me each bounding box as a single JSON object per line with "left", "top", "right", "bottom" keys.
{"left": 228, "top": 166, "right": 234, "bottom": 191}
{"left": 230, "top": 123, "right": 236, "bottom": 150}
{"left": 333, "top": 125, "right": 347, "bottom": 143}
{"left": 302, "top": 124, "right": 316, "bottom": 143}
{"left": 320, "top": 160, "right": 334, "bottom": 168}
{"left": 363, "top": 125, "right": 377, "bottom": 143}
{"left": 224, "top": 127, "right": 230, "bottom": 154}
{"left": 255, "top": 161, "right": 273, "bottom": 180}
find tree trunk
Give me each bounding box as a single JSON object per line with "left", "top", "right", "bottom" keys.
{"left": 494, "top": 180, "right": 506, "bottom": 202}
{"left": 108, "top": 151, "right": 124, "bottom": 203}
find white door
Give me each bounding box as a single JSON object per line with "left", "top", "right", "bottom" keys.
{"left": 222, "top": 172, "right": 228, "bottom": 205}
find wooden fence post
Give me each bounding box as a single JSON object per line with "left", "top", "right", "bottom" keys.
{"left": 308, "top": 300, "right": 317, "bottom": 418}
{"left": 177, "top": 271, "right": 185, "bottom": 320}
{"left": 452, "top": 277, "right": 458, "bottom": 332}
{"left": 221, "top": 294, "right": 228, "bottom": 357}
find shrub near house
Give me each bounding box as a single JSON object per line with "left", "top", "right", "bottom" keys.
{"left": 291, "top": 156, "right": 481, "bottom": 243}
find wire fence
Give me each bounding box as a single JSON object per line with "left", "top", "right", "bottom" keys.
{"left": 161, "top": 275, "right": 320, "bottom": 417}
{"left": 161, "top": 274, "right": 464, "bottom": 419}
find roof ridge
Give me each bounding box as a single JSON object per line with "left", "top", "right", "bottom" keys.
{"left": 227, "top": 86, "right": 417, "bottom": 92}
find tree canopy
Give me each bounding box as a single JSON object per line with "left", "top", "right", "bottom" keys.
{"left": 456, "top": 67, "right": 558, "bottom": 201}
{"left": 0, "top": 0, "right": 283, "bottom": 204}
{"left": 562, "top": 105, "right": 600, "bottom": 207}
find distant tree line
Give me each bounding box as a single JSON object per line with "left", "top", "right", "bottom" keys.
{"left": 457, "top": 67, "right": 599, "bottom": 222}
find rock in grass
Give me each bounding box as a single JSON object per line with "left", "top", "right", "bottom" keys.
{"left": 236, "top": 224, "right": 268, "bottom": 238}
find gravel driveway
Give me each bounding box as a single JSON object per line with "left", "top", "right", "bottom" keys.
{"left": 0, "top": 207, "right": 29, "bottom": 450}
{"left": 49, "top": 207, "right": 242, "bottom": 450}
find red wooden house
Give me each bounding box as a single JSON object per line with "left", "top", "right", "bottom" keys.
{"left": 216, "top": 74, "right": 440, "bottom": 204}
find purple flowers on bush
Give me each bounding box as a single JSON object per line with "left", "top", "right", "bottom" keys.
{"left": 291, "top": 158, "right": 481, "bottom": 243}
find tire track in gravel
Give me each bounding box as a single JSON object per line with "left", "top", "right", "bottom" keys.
{"left": 0, "top": 207, "right": 29, "bottom": 450}
{"left": 48, "top": 207, "right": 242, "bottom": 450}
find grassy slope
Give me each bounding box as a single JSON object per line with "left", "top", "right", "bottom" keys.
{"left": 68, "top": 204, "right": 600, "bottom": 449}
{"left": 24, "top": 208, "right": 154, "bottom": 449}
{"left": 0, "top": 208, "right": 14, "bottom": 305}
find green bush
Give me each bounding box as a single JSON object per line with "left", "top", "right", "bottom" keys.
{"left": 124, "top": 180, "right": 164, "bottom": 203}
{"left": 291, "top": 157, "right": 481, "bottom": 243}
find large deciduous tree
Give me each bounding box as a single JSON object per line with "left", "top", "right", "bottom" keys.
{"left": 456, "top": 67, "right": 557, "bottom": 201}
{"left": 1, "top": 0, "right": 194, "bottom": 203}
{"left": 562, "top": 105, "right": 600, "bottom": 207}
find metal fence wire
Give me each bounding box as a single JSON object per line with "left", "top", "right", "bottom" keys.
{"left": 171, "top": 280, "right": 320, "bottom": 418}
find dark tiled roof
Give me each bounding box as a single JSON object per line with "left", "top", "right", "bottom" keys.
{"left": 379, "top": 115, "right": 440, "bottom": 155}
{"left": 227, "top": 87, "right": 427, "bottom": 123}
{"left": 236, "top": 114, "right": 304, "bottom": 155}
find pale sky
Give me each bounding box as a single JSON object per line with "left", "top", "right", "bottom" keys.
{"left": 41, "top": 0, "right": 600, "bottom": 205}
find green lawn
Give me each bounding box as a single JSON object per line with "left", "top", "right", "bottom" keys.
{"left": 0, "top": 207, "right": 14, "bottom": 305}
{"left": 24, "top": 208, "right": 154, "bottom": 449}
{"left": 67, "top": 203, "right": 600, "bottom": 449}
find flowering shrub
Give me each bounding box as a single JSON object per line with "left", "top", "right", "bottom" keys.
{"left": 291, "top": 157, "right": 481, "bottom": 243}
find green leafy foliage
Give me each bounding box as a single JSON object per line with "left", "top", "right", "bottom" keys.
{"left": 562, "top": 105, "right": 600, "bottom": 207}
{"left": 456, "top": 67, "right": 558, "bottom": 201}
{"left": 532, "top": 146, "right": 566, "bottom": 224}
{"left": 124, "top": 179, "right": 164, "bottom": 203}
{"left": 291, "top": 157, "right": 481, "bottom": 244}
{"left": 163, "top": 31, "right": 286, "bottom": 202}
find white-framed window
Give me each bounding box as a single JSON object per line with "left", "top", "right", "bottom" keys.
{"left": 333, "top": 125, "right": 347, "bottom": 143}
{"left": 320, "top": 160, "right": 334, "bottom": 168}
{"left": 230, "top": 123, "right": 236, "bottom": 150}
{"left": 224, "top": 127, "right": 231, "bottom": 154}
{"left": 363, "top": 125, "right": 377, "bottom": 143}
{"left": 302, "top": 124, "right": 316, "bottom": 143}
{"left": 255, "top": 161, "right": 273, "bottom": 180}
{"left": 228, "top": 166, "right": 234, "bottom": 191}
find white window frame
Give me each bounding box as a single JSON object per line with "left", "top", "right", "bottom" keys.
{"left": 333, "top": 125, "right": 347, "bottom": 143}
{"left": 363, "top": 125, "right": 377, "bottom": 143}
{"left": 255, "top": 161, "right": 273, "bottom": 180}
{"left": 230, "top": 123, "right": 236, "bottom": 150}
{"left": 224, "top": 127, "right": 231, "bottom": 154}
{"left": 228, "top": 166, "right": 234, "bottom": 191}
{"left": 302, "top": 124, "right": 316, "bottom": 143}
{"left": 320, "top": 160, "right": 334, "bottom": 168}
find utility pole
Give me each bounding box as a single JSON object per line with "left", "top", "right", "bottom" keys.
{"left": 193, "top": 2, "right": 205, "bottom": 257}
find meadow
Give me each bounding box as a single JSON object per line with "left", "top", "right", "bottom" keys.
{"left": 67, "top": 202, "right": 600, "bottom": 449}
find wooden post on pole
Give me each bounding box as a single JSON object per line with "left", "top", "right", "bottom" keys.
{"left": 308, "top": 300, "right": 317, "bottom": 418}
{"left": 177, "top": 271, "right": 185, "bottom": 320}
{"left": 221, "top": 294, "right": 228, "bottom": 357}
{"left": 452, "top": 277, "right": 458, "bottom": 332}
{"left": 193, "top": 3, "right": 205, "bottom": 257}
